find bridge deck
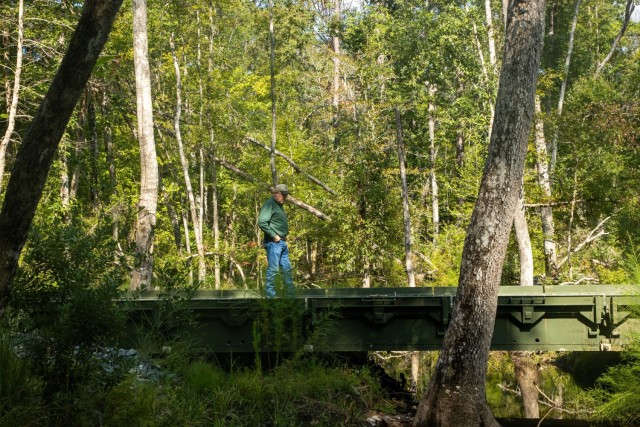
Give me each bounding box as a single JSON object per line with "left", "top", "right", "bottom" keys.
{"left": 123, "top": 285, "right": 640, "bottom": 353}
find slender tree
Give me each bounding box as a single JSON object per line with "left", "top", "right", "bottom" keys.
{"left": 170, "top": 32, "right": 206, "bottom": 283}
{"left": 130, "top": 0, "right": 159, "bottom": 290}
{"left": 414, "top": 1, "right": 546, "bottom": 425}
{"left": 594, "top": 0, "right": 635, "bottom": 77}
{"left": 0, "top": 0, "right": 24, "bottom": 192}
{"left": 534, "top": 95, "right": 558, "bottom": 277}
{"left": 268, "top": 0, "right": 277, "bottom": 185}
{"left": 427, "top": 84, "right": 439, "bottom": 244}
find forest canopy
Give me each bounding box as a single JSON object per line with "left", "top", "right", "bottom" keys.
{"left": 0, "top": 0, "right": 638, "bottom": 293}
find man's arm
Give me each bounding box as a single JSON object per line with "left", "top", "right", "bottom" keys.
{"left": 257, "top": 200, "right": 276, "bottom": 238}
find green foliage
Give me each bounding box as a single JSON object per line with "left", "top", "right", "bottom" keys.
{"left": 486, "top": 353, "right": 520, "bottom": 418}
{"left": 591, "top": 340, "right": 640, "bottom": 425}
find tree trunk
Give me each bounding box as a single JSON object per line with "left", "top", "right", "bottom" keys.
{"left": 60, "top": 141, "right": 71, "bottom": 209}
{"left": 396, "top": 106, "right": 421, "bottom": 390}
{"left": 183, "top": 208, "right": 194, "bottom": 286}
{"left": 514, "top": 183, "right": 533, "bottom": 287}
{"left": 332, "top": 0, "right": 340, "bottom": 149}
{"left": 594, "top": 0, "right": 634, "bottom": 77}
{"left": 171, "top": 32, "right": 206, "bottom": 283}
{"left": 428, "top": 84, "right": 439, "bottom": 244}
{"left": 102, "top": 97, "right": 119, "bottom": 248}
{"left": 396, "top": 108, "right": 415, "bottom": 288}
{"left": 268, "top": 0, "right": 277, "bottom": 185}
{"left": 86, "top": 89, "right": 99, "bottom": 208}
{"left": 512, "top": 352, "right": 540, "bottom": 418}
{"left": 550, "top": 0, "right": 580, "bottom": 173}
{"left": 512, "top": 186, "right": 537, "bottom": 418}
{"left": 0, "top": 0, "right": 124, "bottom": 311}
{"left": 212, "top": 132, "right": 221, "bottom": 289}
{"left": 414, "top": 1, "right": 545, "bottom": 425}
{"left": 0, "top": 0, "right": 23, "bottom": 192}
{"left": 534, "top": 96, "right": 558, "bottom": 277}
{"left": 131, "top": 0, "right": 159, "bottom": 290}
{"left": 207, "top": 6, "right": 221, "bottom": 290}
{"left": 484, "top": 0, "right": 498, "bottom": 75}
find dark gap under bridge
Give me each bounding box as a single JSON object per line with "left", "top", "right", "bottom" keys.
{"left": 123, "top": 285, "right": 640, "bottom": 353}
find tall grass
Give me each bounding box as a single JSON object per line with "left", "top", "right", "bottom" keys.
{"left": 0, "top": 332, "right": 45, "bottom": 426}
{"left": 157, "top": 357, "right": 381, "bottom": 426}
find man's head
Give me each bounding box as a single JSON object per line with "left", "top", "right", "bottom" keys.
{"left": 273, "top": 183, "right": 289, "bottom": 204}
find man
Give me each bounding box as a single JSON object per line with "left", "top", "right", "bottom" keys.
{"left": 258, "top": 184, "right": 294, "bottom": 298}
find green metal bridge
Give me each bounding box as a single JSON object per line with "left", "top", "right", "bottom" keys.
{"left": 124, "top": 285, "right": 640, "bottom": 353}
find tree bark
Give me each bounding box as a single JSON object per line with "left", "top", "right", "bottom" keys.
{"left": 268, "top": 0, "right": 277, "bottom": 185}
{"left": 513, "top": 184, "right": 533, "bottom": 287}
{"left": 513, "top": 186, "right": 537, "bottom": 418}
{"left": 0, "top": 0, "right": 124, "bottom": 311}
{"left": 396, "top": 108, "right": 415, "bottom": 288}
{"left": 484, "top": 0, "right": 498, "bottom": 75}
{"left": 534, "top": 96, "right": 558, "bottom": 277}
{"left": 131, "top": 0, "right": 159, "bottom": 290}
{"left": 0, "top": 0, "right": 23, "bottom": 192}
{"left": 414, "top": 1, "right": 545, "bottom": 425}
{"left": 332, "top": 0, "right": 340, "bottom": 149}
{"left": 511, "top": 352, "right": 540, "bottom": 418}
{"left": 428, "top": 84, "right": 439, "bottom": 244}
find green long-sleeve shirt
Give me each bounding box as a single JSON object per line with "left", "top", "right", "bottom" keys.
{"left": 258, "top": 197, "right": 289, "bottom": 240}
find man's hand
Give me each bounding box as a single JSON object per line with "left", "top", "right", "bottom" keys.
{"left": 274, "top": 235, "right": 281, "bottom": 242}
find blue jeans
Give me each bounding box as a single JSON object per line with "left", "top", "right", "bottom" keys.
{"left": 264, "top": 241, "right": 294, "bottom": 298}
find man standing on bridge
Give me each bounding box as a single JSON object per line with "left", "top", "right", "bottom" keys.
{"left": 258, "top": 184, "right": 294, "bottom": 298}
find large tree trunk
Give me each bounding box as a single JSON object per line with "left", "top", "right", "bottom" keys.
{"left": 131, "top": 0, "right": 159, "bottom": 290}
{"left": 0, "top": 0, "right": 124, "bottom": 311}
{"left": 414, "top": 1, "right": 545, "bottom": 425}
{"left": 0, "top": 0, "right": 23, "bottom": 192}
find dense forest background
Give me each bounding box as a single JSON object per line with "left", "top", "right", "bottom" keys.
{"left": 1, "top": 0, "right": 639, "bottom": 292}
